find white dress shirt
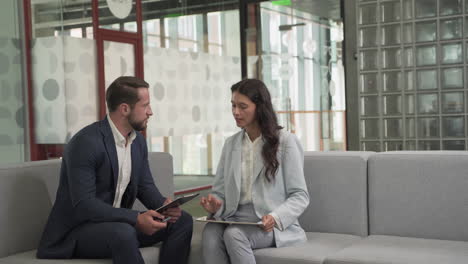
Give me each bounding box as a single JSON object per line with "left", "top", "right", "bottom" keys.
{"left": 240, "top": 132, "right": 283, "bottom": 230}
{"left": 108, "top": 116, "right": 136, "bottom": 208}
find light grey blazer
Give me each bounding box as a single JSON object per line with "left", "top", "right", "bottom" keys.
{"left": 211, "top": 129, "right": 309, "bottom": 247}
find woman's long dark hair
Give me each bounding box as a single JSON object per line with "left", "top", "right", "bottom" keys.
{"left": 231, "top": 79, "right": 282, "bottom": 182}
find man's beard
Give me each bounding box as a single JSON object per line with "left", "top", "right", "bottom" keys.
{"left": 128, "top": 115, "right": 147, "bottom": 131}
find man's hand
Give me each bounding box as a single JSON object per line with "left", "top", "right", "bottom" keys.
{"left": 261, "top": 215, "right": 275, "bottom": 232}
{"left": 200, "top": 194, "right": 222, "bottom": 214}
{"left": 161, "top": 198, "right": 182, "bottom": 223}
{"left": 135, "top": 210, "right": 167, "bottom": 235}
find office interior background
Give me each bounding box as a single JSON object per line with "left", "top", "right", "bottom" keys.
{"left": 0, "top": 0, "right": 466, "bottom": 194}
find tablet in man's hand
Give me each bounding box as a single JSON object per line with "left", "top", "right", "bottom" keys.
{"left": 156, "top": 193, "right": 199, "bottom": 213}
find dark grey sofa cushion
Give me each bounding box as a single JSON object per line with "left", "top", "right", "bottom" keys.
{"left": 324, "top": 235, "right": 468, "bottom": 264}
{"left": 368, "top": 151, "right": 468, "bottom": 241}
{"left": 300, "top": 151, "right": 372, "bottom": 237}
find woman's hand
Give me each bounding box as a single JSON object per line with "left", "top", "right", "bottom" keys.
{"left": 261, "top": 215, "right": 275, "bottom": 232}
{"left": 200, "top": 194, "right": 222, "bottom": 214}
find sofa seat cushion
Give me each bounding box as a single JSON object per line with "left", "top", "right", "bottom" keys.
{"left": 324, "top": 235, "right": 468, "bottom": 264}
{"left": 188, "top": 220, "right": 205, "bottom": 264}
{"left": 0, "top": 246, "right": 160, "bottom": 264}
{"left": 254, "top": 232, "right": 362, "bottom": 264}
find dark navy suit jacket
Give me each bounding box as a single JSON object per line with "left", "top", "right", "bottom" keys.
{"left": 37, "top": 117, "right": 166, "bottom": 258}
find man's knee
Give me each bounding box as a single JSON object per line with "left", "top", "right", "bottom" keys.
{"left": 109, "top": 222, "right": 139, "bottom": 246}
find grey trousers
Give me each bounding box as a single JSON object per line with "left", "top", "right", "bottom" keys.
{"left": 202, "top": 204, "right": 275, "bottom": 264}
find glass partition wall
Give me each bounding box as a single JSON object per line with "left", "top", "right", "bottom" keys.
{"left": 246, "top": 1, "right": 346, "bottom": 151}
{"left": 12, "top": 1, "right": 344, "bottom": 199}
{"left": 354, "top": 0, "right": 468, "bottom": 151}
{"left": 0, "top": 0, "right": 27, "bottom": 164}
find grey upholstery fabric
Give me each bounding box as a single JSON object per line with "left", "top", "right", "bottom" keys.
{"left": 368, "top": 151, "right": 468, "bottom": 241}
{"left": 324, "top": 235, "right": 468, "bottom": 264}
{"left": 254, "top": 232, "right": 362, "bottom": 264}
{"left": 0, "top": 152, "right": 174, "bottom": 261}
{"left": 0, "top": 159, "right": 61, "bottom": 258}
{"left": 133, "top": 152, "right": 175, "bottom": 211}
{"left": 188, "top": 221, "right": 205, "bottom": 264}
{"left": 0, "top": 247, "right": 160, "bottom": 264}
{"left": 300, "top": 151, "right": 371, "bottom": 236}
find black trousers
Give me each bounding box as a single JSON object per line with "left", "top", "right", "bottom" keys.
{"left": 69, "top": 211, "right": 193, "bottom": 264}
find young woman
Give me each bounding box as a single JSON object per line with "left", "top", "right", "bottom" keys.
{"left": 200, "top": 79, "right": 309, "bottom": 264}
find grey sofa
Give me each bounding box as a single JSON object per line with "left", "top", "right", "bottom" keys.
{"left": 2, "top": 151, "right": 468, "bottom": 264}
{"left": 0, "top": 153, "right": 174, "bottom": 264}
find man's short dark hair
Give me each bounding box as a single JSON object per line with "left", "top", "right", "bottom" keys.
{"left": 106, "top": 76, "right": 149, "bottom": 112}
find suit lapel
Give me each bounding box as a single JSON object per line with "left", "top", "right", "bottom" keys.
{"left": 130, "top": 140, "right": 138, "bottom": 185}
{"left": 101, "top": 118, "right": 119, "bottom": 188}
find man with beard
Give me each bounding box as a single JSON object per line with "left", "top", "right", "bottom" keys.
{"left": 37, "top": 76, "right": 193, "bottom": 264}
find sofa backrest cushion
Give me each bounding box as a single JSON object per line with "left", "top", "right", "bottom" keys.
{"left": 133, "top": 152, "right": 175, "bottom": 210}
{"left": 299, "top": 151, "right": 371, "bottom": 237}
{"left": 368, "top": 151, "right": 468, "bottom": 241}
{"left": 0, "top": 159, "right": 61, "bottom": 258}
{"left": 0, "top": 152, "right": 174, "bottom": 258}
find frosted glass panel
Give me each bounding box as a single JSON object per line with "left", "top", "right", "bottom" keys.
{"left": 443, "top": 116, "right": 465, "bottom": 137}
{"left": 440, "top": 0, "right": 462, "bottom": 16}
{"left": 415, "top": 0, "right": 437, "bottom": 18}
{"left": 384, "top": 141, "right": 403, "bottom": 151}
{"left": 362, "top": 141, "right": 380, "bottom": 151}
{"left": 418, "top": 117, "right": 439, "bottom": 137}
{"left": 418, "top": 93, "right": 438, "bottom": 114}
{"left": 33, "top": 37, "right": 98, "bottom": 144}
{"left": 403, "top": 0, "right": 413, "bottom": 20}
{"left": 442, "top": 68, "right": 463, "bottom": 88}
{"left": 380, "top": 1, "right": 401, "bottom": 23}
{"left": 360, "top": 50, "right": 378, "bottom": 70}
{"left": 418, "top": 140, "right": 440, "bottom": 150}
{"left": 403, "top": 47, "right": 413, "bottom": 67}
{"left": 406, "top": 141, "right": 416, "bottom": 150}
{"left": 361, "top": 96, "right": 379, "bottom": 116}
{"left": 382, "top": 48, "right": 401, "bottom": 69}
{"left": 407, "top": 118, "right": 415, "bottom": 138}
{"left": 440, "top": 18, "right": 462, "bottom": 40}
{"left": 443, "top": 140, "right": 465, "bottom": 150}
{"left": 383, "top": 71, "right": 402, "bottom": 92}
{"left": 405, "top": 71, "right": 414, "bottom": 90}
{"left": 442, "top": 92, "right": 464, "bottom": 113}
{"left": 406, "top": 94, "right": 415, "bottom": 114}
{"left": 104, "top": 41, "right": 135, "bottom": 89}
{"left": 360, "top": 27, "right": 378, "bottom": 47}
{"left": 360, "top": 73, "right": 378, "bottom": 93}
{"left": 415, "top": 21, "right": 437, "bottom": 42}
{"left": 403, "top": 23, "right": 413, "bottom": 43}
{"left": 442, "top": 43, "right": 462, "bottom": 64}
{"left": 384, "top": 118, "right": 402, "bottom": 138}
{"left": 417, "top": 69, "right": 438, "bottom": 90}
{"left": 383, "top": 95, "right": 402, "bottom": 115}
{"left": 416, "top": 45, "right": 436, "bottom": 66}
{"left": 359, "top": 4, "right": 377, "bottom": 25}
{"left": 381, "top": 25, "right": 401, "bottom": 46}
{"left": 361, "top": 119, "right": 379, "bottom": 139}
{"left": 145, "top": 47, "right": 239, "bottom": 136}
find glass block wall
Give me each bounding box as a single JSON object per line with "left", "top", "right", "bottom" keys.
{"left": 357, "top": 0, "right": 468, "bottom": 151}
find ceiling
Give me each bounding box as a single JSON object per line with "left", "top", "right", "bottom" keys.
{"left": 292, "top": 0, "right": 342, "bottom": 21}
